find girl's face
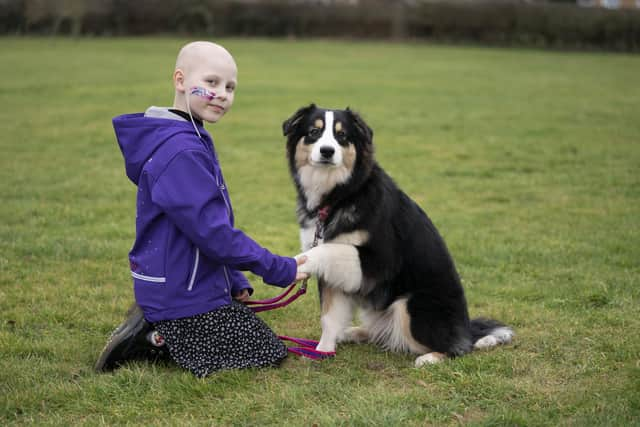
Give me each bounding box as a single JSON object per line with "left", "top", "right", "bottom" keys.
{"left": 175, "top": 52, "right": 238, "bottom": 123}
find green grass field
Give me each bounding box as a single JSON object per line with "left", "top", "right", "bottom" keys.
{"left": 1, "top": 37, "right": 639, "bottom": 426}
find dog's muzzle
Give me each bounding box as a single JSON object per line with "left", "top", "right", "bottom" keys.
{"left": 319, "top": 146, "right": 335, "bottom": 160}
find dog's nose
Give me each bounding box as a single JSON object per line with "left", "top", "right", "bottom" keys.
{"left": 320, "top": 146, "right": 335, "bottom": 159}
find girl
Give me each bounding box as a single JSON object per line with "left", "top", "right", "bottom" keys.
{"left": 95, "top": 41, "right": 307, "bottom": 377}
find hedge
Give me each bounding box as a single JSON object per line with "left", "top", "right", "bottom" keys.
{"left": 2, "top": 0, "right": 639, "bottom": 51}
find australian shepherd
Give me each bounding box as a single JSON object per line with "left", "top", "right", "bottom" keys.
{"left": 284, "top": 104, "right": 514, "bottom": 367}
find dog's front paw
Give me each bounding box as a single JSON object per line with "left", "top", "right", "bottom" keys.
{"left": 315, "top": 341, "right": 336, "bottom": 353}
{"left": 295, "top": 247, "right": 323, "bottom": 276}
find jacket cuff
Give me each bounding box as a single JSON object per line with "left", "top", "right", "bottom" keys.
{"left": 262, "top": 256, "right": 297, "bottom": 288}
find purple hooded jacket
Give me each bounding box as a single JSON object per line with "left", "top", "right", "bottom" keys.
{"left": 113, "top": 107, "right": 297, "bottom": 323}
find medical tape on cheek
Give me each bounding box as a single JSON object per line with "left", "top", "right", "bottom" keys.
{"left": 190, "top": 86, "right": 216, "bottom": 101}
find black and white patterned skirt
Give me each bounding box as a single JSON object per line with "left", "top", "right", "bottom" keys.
{"left": 154, "top": 301, "right": 287, "bottom": 377}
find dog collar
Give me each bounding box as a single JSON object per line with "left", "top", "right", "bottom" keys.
{"left": 318, "top": 206, "right": 330, "bottom": 222}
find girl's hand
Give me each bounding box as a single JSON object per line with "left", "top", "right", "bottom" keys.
{"left": 295, "top": 255, "right": 309, "bottom": 282}
{"left": 233, "top": 289, "right": 250, "bottom": 302}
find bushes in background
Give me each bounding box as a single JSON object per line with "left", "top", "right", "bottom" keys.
{"left": 409, "top": 2, "right": 640, "bottom": 51}
{"left": 1, "top": 0, "right": 639, "bottom": 51}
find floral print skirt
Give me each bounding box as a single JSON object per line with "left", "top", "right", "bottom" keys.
{"left": 154, "top": 301, "right": 287, "bottom": 377}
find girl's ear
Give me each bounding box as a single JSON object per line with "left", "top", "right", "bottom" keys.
{"left": 173, "top": 69, "right": 186, "bottom": 92}
{"left": 346, "top": 107, "right": 373, "bottom": 144}
{"left": 283, "top": 103, "right": 316, "bottom": 137}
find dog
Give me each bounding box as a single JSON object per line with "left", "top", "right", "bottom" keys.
{"left": 284, "top": 104, "right": 514, "bottom": 367}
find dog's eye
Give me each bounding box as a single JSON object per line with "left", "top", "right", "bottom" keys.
{"left": 336, "top": 131, "right": 347, "bottom": 143}
{"left": 309, "top": 128, "right": 322, "bottom": 138}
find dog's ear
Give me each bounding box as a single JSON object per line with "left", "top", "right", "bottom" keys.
{"left": 346, "top": 107, "right": 373, "bottom": 144}
{"left": 283, "top": 103, "right": 316, "bottom": 137}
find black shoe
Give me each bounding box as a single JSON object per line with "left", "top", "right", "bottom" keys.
{"left": 94, "top": 303, "right": 169, "bottom": 372}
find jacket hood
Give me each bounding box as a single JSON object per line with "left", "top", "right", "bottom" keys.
{"left": 113, "top": 107, "right": 205, "bottom": 184}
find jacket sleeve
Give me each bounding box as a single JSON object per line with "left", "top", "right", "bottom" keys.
{"left": 150, "top": 149, "right": 297, "bottom": 287}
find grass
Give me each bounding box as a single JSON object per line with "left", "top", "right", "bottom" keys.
{"left": 0, "top": 36, "right": 639, "bottom": 426}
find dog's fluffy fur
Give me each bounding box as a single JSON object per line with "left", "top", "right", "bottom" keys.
{"left": 284, "top": 104, "right": 513, "bottom": 366}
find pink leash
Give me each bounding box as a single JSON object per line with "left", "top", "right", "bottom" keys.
{"left": 245, "top": 205, "right": 334, "bottom": 360}
{"left": 278, "top": 335, "right": 335, "bottom": 360}
{"left": 245, "top": 282, "right": 335, "bottom": 360}
{"left": 244, "top": 282, "right": 305, "bottom": 313}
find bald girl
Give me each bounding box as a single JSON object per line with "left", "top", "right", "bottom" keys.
{"left": 98, "top": 40, "right": 308, "bottom": 375}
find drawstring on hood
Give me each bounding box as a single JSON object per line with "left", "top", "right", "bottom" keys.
{"left": 113, "top": 107, "right": 206, "bottom": 185}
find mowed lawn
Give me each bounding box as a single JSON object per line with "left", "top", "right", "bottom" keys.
{"left": 0, "top": 37, "right": 639, "bottom": 426}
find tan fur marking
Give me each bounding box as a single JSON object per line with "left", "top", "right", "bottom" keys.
{"left": 314, "top": 119, "right": 324, "bottom": 129}
{"left": 321, "top": 285, "right": 335, "bottom": 315}
{"left": 294, "top": 137, "right": 312, "bottom": 169}
{"left": 335, "top": 121, "right": 343, "bottom": 132}
{"left": 359, "top": 299, "right": 430, "bottom": 354}
{"left": 343, "top": 143, "right": 357, "bottom": 172}
{"left": 397, "top": 303, "right": 431, "bottom": 354}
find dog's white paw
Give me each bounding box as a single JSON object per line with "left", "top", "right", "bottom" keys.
{"left": 474, "top": 327, "right": 514, "bottom": 350}
{"left": 473, "top": 335, "right": 498, "bottom": 350}
{"left": 295, "top": 247, "right": 322, "bottom": 276}
{"left": 491, "top": 327, "right": 514, "bottom": 344}
{"left": 415, "top": 352, "right": 447, "bottom": 367}
{"left": 315, "top": 342, "right": 336, "bottom": 353}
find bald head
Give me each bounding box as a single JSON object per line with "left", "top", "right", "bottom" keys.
{"left": 172, "top": 41, "right": 238, "bottom": 123}
{"left": 175, "top": 41, "right": 236, "bottom": 75}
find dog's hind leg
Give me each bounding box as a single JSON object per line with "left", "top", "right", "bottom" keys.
{"left": 316, "top": 286, "right": 354, "bottom": 353}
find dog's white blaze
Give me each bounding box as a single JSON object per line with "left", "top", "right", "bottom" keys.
{"left": 310, "top": 111, "right": 343, "bottom": 166}
{"left": 316, "top": 291, "right": 354, "bottom": 353}
{"left": 360, "top": 299, "right": 430, "bottom": 354}
{"left": 296, "top": 243, "right": 362, "bottom": 293}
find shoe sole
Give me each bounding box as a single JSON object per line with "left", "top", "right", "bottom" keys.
{"left": 94, "top": 304, "right": 146, "bottom": 372}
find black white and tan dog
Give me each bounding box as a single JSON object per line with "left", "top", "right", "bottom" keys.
{"left": 285, "top": 104, "right": 514, "bottom": 366}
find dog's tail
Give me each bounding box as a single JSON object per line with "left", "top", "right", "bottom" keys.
{"left": 469, "top": 318, "right": 515, "bottom": 350}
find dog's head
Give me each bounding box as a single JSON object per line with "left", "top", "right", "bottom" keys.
{"left": 283, "top": 104, "right": 374, "bottom": 210}
{"left": 283, "top": 104, "right": 373, "bottom": 170}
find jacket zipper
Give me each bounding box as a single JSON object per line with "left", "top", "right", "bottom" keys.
{"left": 187, "top": 138, "right": 232, "bottom": 294}
{"left": 187, "top": 247, "right": 200, "bottom": 291}
{"left": 216, "top": 173, "right": 232, "bottom": 294}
